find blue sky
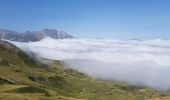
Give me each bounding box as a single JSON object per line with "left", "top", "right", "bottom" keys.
{"left": 0, "top": 0, "right": 170, "bottom": 39}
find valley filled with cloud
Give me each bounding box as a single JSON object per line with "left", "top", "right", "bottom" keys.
{"left": 11, "top": 37, "right": 170, "bottom": 90}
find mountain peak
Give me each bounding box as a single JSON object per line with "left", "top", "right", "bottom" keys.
{"left": 40, "top": 29, "right": 74, "bottom": 39}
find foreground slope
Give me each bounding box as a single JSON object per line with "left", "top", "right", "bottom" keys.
{"left": 0, "top": 40, "right": 168, "bottom": 100}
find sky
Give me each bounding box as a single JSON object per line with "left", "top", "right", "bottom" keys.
{"left": 0, "top": 0, "right": 170, "bottom": 39}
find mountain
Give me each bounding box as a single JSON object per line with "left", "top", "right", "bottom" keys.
{"left": 0, "top": 29, "right": 23, "bottom": 41}
{"left": 0, "top": 29, "right": 74, "bottom": 42}
{"left": 24, "top": 29, "right": 74, "bottom": 42}
{"left": 0, "top": 40, "right": 169, "bottom": 100}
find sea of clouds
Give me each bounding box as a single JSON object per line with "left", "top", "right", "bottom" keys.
{"left": 10, "top": 37, "right": 170, "bottom": 90}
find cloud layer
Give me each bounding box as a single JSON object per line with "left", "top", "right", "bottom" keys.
{"left": 11, "top": 37, "right": 170, "bottom": 89}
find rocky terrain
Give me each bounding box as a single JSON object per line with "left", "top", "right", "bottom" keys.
{"left": 0, "top": 29, "right": 74, "bottom": 42}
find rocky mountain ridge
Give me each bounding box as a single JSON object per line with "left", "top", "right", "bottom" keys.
{"left": 0, "top": 28, "right": 74, "bottom": 42}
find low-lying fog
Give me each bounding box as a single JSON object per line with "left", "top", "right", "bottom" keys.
{"left": 11, "top": 37, "right": 170, "bottom": 90}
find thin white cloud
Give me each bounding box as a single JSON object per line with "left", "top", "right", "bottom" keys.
{"left": 10, "top": 37, "right": 170, "bottom": 90}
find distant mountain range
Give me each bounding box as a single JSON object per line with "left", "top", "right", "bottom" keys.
{"left": 0, "top": 29, "right": 74, "bottom": 42}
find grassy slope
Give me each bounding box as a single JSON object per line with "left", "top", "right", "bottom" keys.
{"left": 0, "top": 41, "right": 169, "bottom": 100}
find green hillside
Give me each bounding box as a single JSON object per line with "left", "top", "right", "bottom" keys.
{"left": 0, "top": 40, "right": 168, "bottom": 100}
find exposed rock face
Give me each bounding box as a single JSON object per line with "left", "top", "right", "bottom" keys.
{"left": 41, "top": 29, "right": 74, "bottom": 39}
{"left": 24, "top": 31, "right": 45, "bottom": 42}
{"left": 0, "top": 29, "right": 74, "bottom": 42}
{"left": 0, "top": 29, "right": 23, "bottom": 41}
